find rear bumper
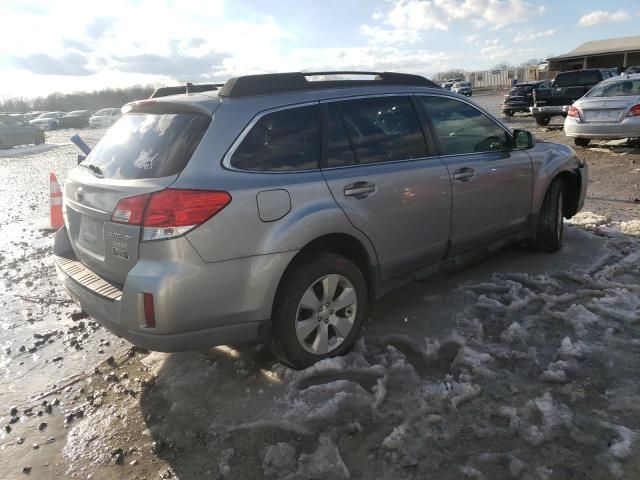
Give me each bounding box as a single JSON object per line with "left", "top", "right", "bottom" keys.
{"left": 502, "top": 101, "right": 530, "bottom": 111}
{"left": 564, "top": 116, "right": 640, "bottom": 139}
{"left": 531, "top": 105, "right": 567, "bottom": 116}
{"left": 54, "top": 227, "right": 296, "bottom": 351}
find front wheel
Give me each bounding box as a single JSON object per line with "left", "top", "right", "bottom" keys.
{"left": 267, "top": 252, "right": 368, "bottom": 369}
{"left": 530, "top": 178, "right": 564, "bottom": 253}
{"left": 504, "top": 110, "right": 515, "bottom": 117}
{"left": 574, "top": 138, "right": 590, "bottom": 147}
{"left": 535, "top": 116, "right": 551, "bottom": 126}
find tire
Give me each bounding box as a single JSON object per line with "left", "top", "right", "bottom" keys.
{"left": 35, "top": 131, "right": 45, "bottom": 145}
{"left": 535, "top": 116, "right": 551, "bottom": 126}
{"left": 574, "top": 138, "right": 590, "bottom": 147}
{"left": 531, "top": 178, "right": 564, "bottom": 253}
{"left": 267, "top": 252, "right": 368, "bottom": 369}
{"left": 504, "top": 110, "right": 514, "bottom": 117}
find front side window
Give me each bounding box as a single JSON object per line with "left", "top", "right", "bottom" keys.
{"left": 328, "top": 96, "right": 426, "bottom": 165}
{"left": 419, "top": 96, "right": 509, "bottom": 155}
{"left": 230, "top": 105, "right": 319, "bottom": 171}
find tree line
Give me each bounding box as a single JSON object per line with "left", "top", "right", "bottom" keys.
{"left": 0, "top": 85, "right": 156, "bottom": 113}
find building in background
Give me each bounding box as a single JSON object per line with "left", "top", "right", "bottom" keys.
{"left": 547, "top": 35, "right": 640, "bottom": 75}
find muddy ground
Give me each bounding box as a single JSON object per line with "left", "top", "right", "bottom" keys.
{"left": 0, "top": 94, "right": 639, "bottom": 479}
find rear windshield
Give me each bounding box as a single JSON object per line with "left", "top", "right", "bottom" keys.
{"left": 586, "top": 79, "right": 640, "bottom": 97}
{"left": 553, "top": 71, "right": 602, "bottom": 87}
{"left": 83, "top": 113, "right": 211, "bottom": 179}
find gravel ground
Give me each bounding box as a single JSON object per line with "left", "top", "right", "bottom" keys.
{"left": 0, "top": 97, "right": 639, "bottom": 479}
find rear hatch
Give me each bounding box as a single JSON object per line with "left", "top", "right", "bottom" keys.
{"left": 504, "top": 85, "right": 533, "bottom": 105}
{"left": 63, "top": 102, "right": 214, "bottom": 285}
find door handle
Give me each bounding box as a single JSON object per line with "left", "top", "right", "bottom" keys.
{"left": 344, "top": 181, "right": 376, "bottom": 197}
{"left": 452, "top": 168, "right": 476, "bottom": 182}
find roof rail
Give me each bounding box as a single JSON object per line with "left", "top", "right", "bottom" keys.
{"left": 149, "top": 83, "right": 225, "bottom": 99}
{"left": 217, "top": 71, "right": 438, "bottom": 98}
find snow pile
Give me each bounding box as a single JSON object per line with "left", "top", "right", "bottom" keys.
{"left": 295, "top": 436, "right": 350, "bottom": 479}
{"left": 0, "top": 142, "right": 61, "bottom": 158}
{"left": 618, "top": 220, "right": 640, "bottom": 236}
{"left": 567, "top": 211, "right": 609, "bottom": 228}
{"left": 520, "top": 392, "right": 573, "bottom": 446}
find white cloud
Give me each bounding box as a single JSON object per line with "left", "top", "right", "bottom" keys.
{"left": 478, "top": 38, "right": 539, "bottom": 61}
{"left": 578, "top": 9, "right": 630, "bottom": 27}
{"left": 513, "top": 28, "right": 555, "bottom": 43}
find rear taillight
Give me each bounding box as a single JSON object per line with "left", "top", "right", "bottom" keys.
{"left": 111, "top": 195, "right": 147, "bottom": 224}
{"left": 567, "top": 106, "right": 581, "bottom": 119}
{"left": 627, "top": 104, "right": 640, "bottom": 117}
{"left": 111, "top": 189, "right": 231, "bottom": 241}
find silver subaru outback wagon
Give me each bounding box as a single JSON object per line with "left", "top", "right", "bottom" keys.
{"left": 54, "top": 71, "right": 588, "bottom": 368}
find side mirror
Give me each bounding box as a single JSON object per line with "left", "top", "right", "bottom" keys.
{"left": 513, "top": 129, "right": 535, "bottom": 149}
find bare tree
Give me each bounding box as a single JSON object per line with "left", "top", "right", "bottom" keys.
{"left": 433, "top": 69, "right": 466, "bottom": 83}
{"left": 0, "top": 85, "right": 156, "bottom": 113}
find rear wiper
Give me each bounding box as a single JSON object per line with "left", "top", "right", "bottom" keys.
{"left": 79, "top": 163, "right": 103, "bottom": 176}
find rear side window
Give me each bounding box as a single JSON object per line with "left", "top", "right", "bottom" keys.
{"left": 230, "top": 105, "right": 319, "bottom": 171}
{"left": 329, "top": 96, "right": 426, "bottom": 165}
{"left": 587, "top": 79, "right": 640, "bottom": 97}
{"left": 84, "top": 113, "right": 210, "bottom": 179}
{"left": 419, "top": 96, "right": 509, "bottom": 155}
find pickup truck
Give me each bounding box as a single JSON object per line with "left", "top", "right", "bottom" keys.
{"left": 531, "top": 68, "right": 619, "bottom": 126}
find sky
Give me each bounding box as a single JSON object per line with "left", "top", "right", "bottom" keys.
{"left": 1, "top": 0, "right": 639, "bottom": 99}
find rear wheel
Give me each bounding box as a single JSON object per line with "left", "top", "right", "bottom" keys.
{"left": 574, "top": 138, "right": 590, "bottom": 147}
{"left": 504, "top": 110, "right": 514, "bottom": 117}
{"left": 535, "top": 116, "right": 551, "bottom": 126}
{"left": 267, "top": 252, "right": 368, "bottom": 369}
{"left": 35, "top": 131, "right": 45, "bottom": 145}
{"left": 530, "top": 178, "right": 564, "bottom": 253}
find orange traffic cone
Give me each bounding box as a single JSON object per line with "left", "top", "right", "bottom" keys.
{"left": 49, "top": 172, "right": 64, "bottom": 230}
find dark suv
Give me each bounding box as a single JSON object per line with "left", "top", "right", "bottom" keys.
{"left": 502, "top": 80, "right": 551, "bottom": 116}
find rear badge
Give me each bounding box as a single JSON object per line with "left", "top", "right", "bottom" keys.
{"left": 112, "top": 246, "right": 129, "bottom": 260}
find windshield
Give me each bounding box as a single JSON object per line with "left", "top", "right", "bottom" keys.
{"left": 95, "top": 109, "right": 110, "bottom": 115}
{"left": 554, "top": 71, "right": 601, "bottom": 87}
{"left": 38, "top": 112, "right": 57, "bottom": 119}
{"left": 586, "top": 79, "right": 640, "bottom": 97}
{"left": 83, "top": 112, "right": 211, "bottom": 179}
{"left": 68, "top": 110, "right": 86, "bottom": 116}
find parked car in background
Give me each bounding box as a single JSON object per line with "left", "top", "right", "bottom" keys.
{"left": 502, "top": 80, "right": 551, "bottom": 116}
{"left": 58, "top": 110, "right": 92, "bottom": 129}
{"left": 54, "top": 71, "right": 587, "bottom": 368}
{"left": 89, "top": 108, "right": 122, "bottom": 128}
{"left": 0, "top": 115, "right": 45, "bottom": 148}
{"left": 564, "top": 73, "right": 640, "bottom": 147}
{"left": 531, "top": 68, "right": 619, "bottom": 125}
{"left": 625, "top": 66, "right": 640, "bottom": 74}
{"left": 451, "top": 81, "right": 472, "bottom": 96}
{"left": 29, "top": 111, "right": 65, "bottom": 130}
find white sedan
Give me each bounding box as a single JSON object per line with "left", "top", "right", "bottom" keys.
{"left": 564, "top": 74, "right": 640, "bottom": 147}
{"left": 89, "top": 108, "right": 122, "bottom": 128}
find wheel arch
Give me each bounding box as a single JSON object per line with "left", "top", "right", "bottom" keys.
{"left": 273, "top": 233, "right": 379, "bottom": 317}
{"left": 556, "top": 170, "right": 581, "bottom": 219}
